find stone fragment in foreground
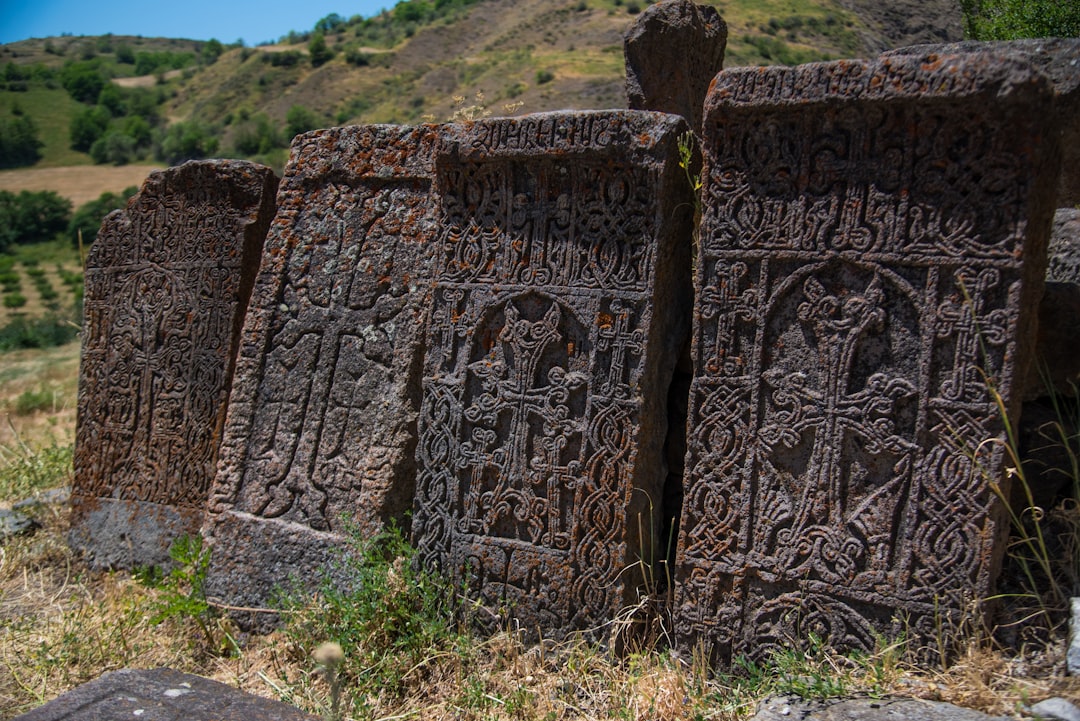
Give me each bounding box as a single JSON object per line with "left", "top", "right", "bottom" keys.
{"left": 887, "top": 39, "right": 1080, "bottom": 206}
{"left": 412, "top": 111, "right": 693, "bottom": 638}
{"left": 13, "top": 668, "right": 317, "bottom": 721}
{"left": 71, "top": 160, "right": 277, "bottom": 569}
{"left": 624, "top": 0, "right": 727, "bottom": 137}
{"left": 205, "top": 126, "right": 439, "bottom": 624}
{"left": 1049, "top": 208, "right": 1080, "bottom": 285}
{"left": 676, "top": 55, "right": 1059, "bottom": 662}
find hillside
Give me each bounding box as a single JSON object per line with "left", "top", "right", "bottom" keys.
{"left": 0, "top": 0, "right": 963, "bottom": 203}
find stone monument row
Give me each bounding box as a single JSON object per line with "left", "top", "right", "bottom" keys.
{"left": 70, "top": 3, "right": 1073, "bottom": 661}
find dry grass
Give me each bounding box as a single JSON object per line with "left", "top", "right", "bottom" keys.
{"left": 1, "top": 339, "right": 1076, "bottom": 719}
{"left": 0, "top": 341, "right": 79, "bottom": 450}
{"left": 2, "top": 499, "right": 1076, "bottom": 721}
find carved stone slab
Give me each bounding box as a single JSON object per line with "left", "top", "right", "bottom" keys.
{"left": 205, "top": 126, "right": 439, "bottom": 623}
{"left": 412, "top": 111, "right": 693, "bottom": 638}
{"left": 70, "top": 160, "right": 277, "bottom": 569}
{"left": 676, "top": 55, "right": 1060, "bottom": 662}
{"left": 887, "top": 39, "right": 1080, "bottom": 206}
{"left": 624, "top": 0, "right": 727, "bottom": 138}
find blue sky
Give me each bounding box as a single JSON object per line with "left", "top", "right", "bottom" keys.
{"left": 0, "top": 0, "right": 392, "bottom": 45}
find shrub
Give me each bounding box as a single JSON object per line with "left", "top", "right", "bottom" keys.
{"left": 0, "top": 442, "right": 73, "bottom": 500}
{"left": 285, "top": 104, "right": 321, "bottom": 139}
{"left": 156, "top": 120, "right": 219, "bottom": 164}
{"left": 0, "top": 112, "right": 42, "bottom": 169}
{"left": 60, "top": 61, "right": 105, "bottom": 103}
{"left": 70, "top": 105, "right": 110, "bottom": 152}
{"left": 68, "top": 187, "right": 136, "bottom": 246}
{"left": 0, "top": 314, "right": 80, "bottom": 350}
{"left": 3, "top": 292, "right": 26, "bottom": 308}
{"left": 536, "top": 69, "right": 554, "bottom": 84}
{"left": 0, "top": 190, "right": 72, "bottom": 251}
{"left": 279, "top": 523, "right": 468, "bottom": 708}
{"left": 90, "top": 130, "right": 138, "bottom": 165}
{"left": 309, "top": 32, "right": 334, "bottom": 68}
{"left": 961, "top": 0, "right": 1080, "bottom": 38}
{"left": 13, "top": 388, "right": 57, "bottom": 415}
{"left": 344, "top": 48, "right": 371, "bottom": 66}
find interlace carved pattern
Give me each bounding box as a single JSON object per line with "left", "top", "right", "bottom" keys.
{"left": 75, "top": 163, "right": 273, "bottom": 509}
{"left": 413, "top": 113, "right": 688, "bottom": 636}
{"left": 210, "top": 127, "right": 437, "bottom": 536}
{"left": 676, "top": 57, "right": 1054, "bottom": 662}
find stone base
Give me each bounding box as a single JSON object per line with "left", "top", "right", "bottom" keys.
{"left": 204, "top": 510, "right": 355, "bottom": 632}
{"left": 68, "top": 496, "right": 203, "bottom": 570}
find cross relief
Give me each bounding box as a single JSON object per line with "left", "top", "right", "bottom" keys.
{"left": 760, "top": 273, "right": 916, "bottom": 581}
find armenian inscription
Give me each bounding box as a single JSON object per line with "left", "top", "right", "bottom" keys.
{"left": 71, "top": 160, "right": 278, "bottom": 569}
{"left": 205, "top": 126, "right": 439, "bottom": 623}
{"left": 675, "top": 56, "right": 1059, "bottom": 661}
{"left": 413, "top": 111, "right": 693, "bottom": 637}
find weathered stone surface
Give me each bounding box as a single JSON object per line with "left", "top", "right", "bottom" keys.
{"left": 1048, "top": 208, "right": 1080, "bottom": 285}
{"left": 624, "top": 0, "right": 726, "bottom": 138}
{"left": 1029, "top": 698, "right": 1080, "bottom": 721}
{"left": 13, "top": 668, "right": 317, "bottom": 721}
{"left": 676, "top": 55, "right": 1059, "bottom": 663}
{"left": 0, "top": 508, "right": 38, "bottom": 539}
{"left": 750, "top": 695, "right": 1010, "bottom": 721}
{"left": 1069, "top": 597, "right": 1080, "bottom": 675}
{"left": 70, "top": 160, "right": 277, "bottom": 570}
{"left": 887, "top": 39, "right": 1080, "bottom": 206}
{"left": 412, "top": 111, "right": 693, "bottom": 638}
{"left": 205, "top": 126, "right": 439, "bottom": 625}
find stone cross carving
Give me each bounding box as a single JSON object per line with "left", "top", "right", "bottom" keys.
{"left": 413, "top": 111, "right": 693, "bottom": 638}
{"left": 71, "top": 160, "right": 277, "bottom": 570}
{"left": 204, "top": 126, "right": 439, "bottom": 628}
{"left": 676, "top": 54, "right": 1059, "bottom": 663}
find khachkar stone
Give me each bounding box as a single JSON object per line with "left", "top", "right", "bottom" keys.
{"left": 1049, "top": 208, "right": 1080, "bottom": 285}
{"left": 71, "top": 160, "right": 278, "bottom": 569}
{"left": 675, "top": 55, "right": 1060, "bottom": 663}
{"left": 887, "top": 39, "right": 1080, "bottom": 206}
{"left": 624, "top": 0, "right": 727, "bottom": 138}
{"left": 413, "top": 111, "right": 693, "bottom": 638}
{"left": 205, "top": 126, "right": 439, "bottom": 623}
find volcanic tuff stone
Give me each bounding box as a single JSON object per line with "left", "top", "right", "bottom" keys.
{"left": 750, "top": 695, "right": 1011, "bottom": 721}
{"left": 624, "top": 0, "right": 727, "bottom": 139}
{"left": 412, "top": 111, "right": 693, "bottom": 638}
{"left": 205, "top": 125, "right": 439, "bottom": 627}
{"left": 675, "top": 55, "right": 1059, "bottom": 662}
{"left": 887, "top": 39, "right": 1080, "bottom": 206}
{"left": 12, "top": 668, "right": 317, "bottom": 721}
{"left": 1049, "top": 208, "right": 1080, "bottom": 285}
{"left": 70, "top": 160, "right": 277, "bottom": 570}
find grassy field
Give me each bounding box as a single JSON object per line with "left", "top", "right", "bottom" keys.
{"left": 0, "top": 88, "right": 93, "bottom": 169}
{"left": 0, "top": 164, "right": 156, "bottom": 208}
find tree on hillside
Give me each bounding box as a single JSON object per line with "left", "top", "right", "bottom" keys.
{"left": 960, "top": 0, "right": 1079, "bottom": 38}
{"left": 60, "top": 61, "right": 106, "bottom": 103}
{"left": 201, "top": 39, "right": 224, "bottom": 65}
{"left": 309, "top": 32, "right": 334, "bottom": 68}
{"left": 0, "top": 112, "right": 43, "bottom": 169}
{"left": 70, "top": 105, "right": 110, "bottom": 152}
{"left": 286, "top": 104, "right": 322, "bottom": 140}
{"left": 0, "top": 190, "right": 72, "bottom": 251}
{"left": 157, "top": 121, "right": 219, "bottom": 164}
